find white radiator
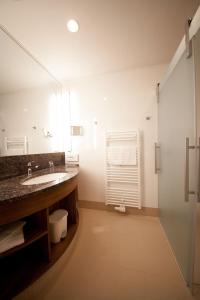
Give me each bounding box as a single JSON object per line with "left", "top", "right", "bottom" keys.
{"left": 4, "top": 136, "right": 28, "bottom": 155}
{"left": 105, "top": 130, "right": 142, "bottom": 209}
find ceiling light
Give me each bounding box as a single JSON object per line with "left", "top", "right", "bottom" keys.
{"left": 67, "top": 19, "right": 79, "bottom": 33}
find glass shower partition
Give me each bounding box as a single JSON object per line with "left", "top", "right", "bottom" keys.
{"left": 158, "top": 40, "right": 197, "bottom": 286}
{"left": 193, "top": 28, "right": 200, "bottom": 291}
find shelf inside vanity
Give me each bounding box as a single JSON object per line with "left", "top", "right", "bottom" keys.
{"left": 0, "top": 209, "right": 48, "bottom": 258}
{"left": 0, "top": 176, "right": 79, "bottom": 300}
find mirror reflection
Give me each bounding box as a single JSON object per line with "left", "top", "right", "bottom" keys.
{"left": 0, "top": 26, "right": 68, "bottom": 156}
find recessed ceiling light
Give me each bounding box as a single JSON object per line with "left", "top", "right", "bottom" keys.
{"left": 67, "top": 19, "right": 79, "bottom": 33}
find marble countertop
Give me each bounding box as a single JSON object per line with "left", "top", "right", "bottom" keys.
{"left": 0, "top": 165, "right": 79, "bottom": 206}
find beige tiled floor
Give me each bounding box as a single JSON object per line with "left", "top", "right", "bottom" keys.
{"left": 15, "top": 208, "right": 194, "bottom": 300}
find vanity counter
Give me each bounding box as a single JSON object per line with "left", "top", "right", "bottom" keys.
{"left": 0, "top": 164, "right": 79, "bottom": 299}
{"left": 0, "top": 165, "right": 79, "bottom": 205}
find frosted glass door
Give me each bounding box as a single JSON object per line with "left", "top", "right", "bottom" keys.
{"left": 193, "top": 28, "right": 200, "bottom": 288}
{"left": 158, "top": 47, "right": 196, "bottom": 285}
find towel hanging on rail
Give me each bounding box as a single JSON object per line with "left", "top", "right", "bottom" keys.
{"left": 107, "top": 145, "right": 137, "bottom": 165}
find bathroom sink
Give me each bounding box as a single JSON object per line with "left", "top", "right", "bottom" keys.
{"left": 22, "top": 172, "right": 70, "bottom": 185}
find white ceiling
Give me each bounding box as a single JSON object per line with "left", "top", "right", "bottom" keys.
{"left": 0, "top": 0, "right": 200, "bottom": 83}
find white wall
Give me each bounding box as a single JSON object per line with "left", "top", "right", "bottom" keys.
{"left": 0, "top": 64, "right": 166, "bottom": 208}
{"left": 0, "top": 84, "right": 68, "bottom": 156}
{"left": 69, "top": 64, "right": 166, "bottom": 208}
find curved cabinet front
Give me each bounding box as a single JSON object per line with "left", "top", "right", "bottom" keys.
{"left": 0, "top": 175, "right": 79, "bottom": 300}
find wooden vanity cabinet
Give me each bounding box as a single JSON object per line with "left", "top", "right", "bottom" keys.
{"left": 0, "top": 176, "right": 79, "bottom": 300}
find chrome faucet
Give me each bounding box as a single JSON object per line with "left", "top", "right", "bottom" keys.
{"left": 49, "top": 160, "right": 54, "bottom": 168}
{"left": 27, "top": 161, "right": 39, "bottom": 176}
{"left": 27, "top": 167, "right": 32, "bottom": 177}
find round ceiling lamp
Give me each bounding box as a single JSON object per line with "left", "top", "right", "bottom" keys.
{"left": 67, "top": 19, "right": 79, "bottom": 33}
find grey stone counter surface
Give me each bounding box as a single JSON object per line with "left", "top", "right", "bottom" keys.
{"left": 0, "top": 165, "right": 79, "bottom": 206}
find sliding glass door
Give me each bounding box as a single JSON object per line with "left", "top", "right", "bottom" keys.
{"left": 158, "top": 39, "right": 197, "bottom": 285}
{"left": 193, "top": 28, "right": 200, "bottom": 290}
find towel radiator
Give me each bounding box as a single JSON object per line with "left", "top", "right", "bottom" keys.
{"left": 105, "top": 130, "right": 142, "bottom": 209}
{"left": 4, "top": 136, "right": 28, "bottom": 155}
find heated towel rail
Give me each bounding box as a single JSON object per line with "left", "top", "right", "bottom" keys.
{"left": 105, "top": 130, "right": 142, "bottom": 209}
{"left": 4, "top": 136, "right": 28, "bottom": 155}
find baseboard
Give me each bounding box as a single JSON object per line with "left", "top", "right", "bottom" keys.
{"left": 77, "top": 200, "right": 159, "bottom": 217}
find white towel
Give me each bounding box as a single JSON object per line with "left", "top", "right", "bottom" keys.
{"left": 0, "top": 221, "right": 25, "bottom": 253}
{"left": 107, "top": 146, "right": 137, "bottom": 165}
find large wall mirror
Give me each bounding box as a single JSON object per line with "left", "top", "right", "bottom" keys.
{"left": 0, "top": 26, "right": 69, "bottom": 156}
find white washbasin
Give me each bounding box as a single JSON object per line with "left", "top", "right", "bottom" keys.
{"left": 22, "top": 172, "right": 70, "bottom": 185}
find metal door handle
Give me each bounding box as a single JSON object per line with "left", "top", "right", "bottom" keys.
{"left": 155, "top": 143, "right": 160, "bottom": 174}
{"left": 185, "top": 137, "right": 195, "bottom": 202}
